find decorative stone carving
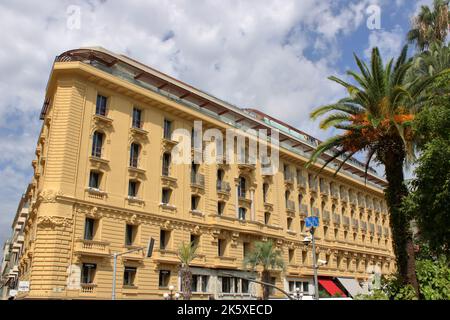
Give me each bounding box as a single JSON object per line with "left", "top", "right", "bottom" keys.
{"left": 37, "top": 216, "right": 72, "bottom": 229}
{"left": 38, "top": 189, "right": 63, "bottom": 203}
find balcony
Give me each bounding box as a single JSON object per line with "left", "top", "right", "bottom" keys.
{"left": 297, "top": 176, "right": 307, "bottom": 190}
{"left": 320, "top": 184, "right": 329, "bottom": 196}
{"left": 17, "top": 235, "right": 25, "bottom": 243}
{"left": 342, "top": 216, "right": 350, "bottom": 228}
{"left": 369, "top": 223, "right": 375, "bottom": 235}
{"left": 341, "top": 193, "right": 349, "bottom": 204}
{"left": 286, "top": 200, "right": 295, "bottom": 213}
{"left": 312, "top": 207, "right": 320, "bottom": 217}
{"left": 284, "top": 172, "right": 295, "bottom": 186}
{"left": 332, "top": 214, "right": 341, "bottom": 226}
{"left": 74, "top": 239, "right": 110, "bottom": 257}
{"left": 80, "top": 283, "right": 97, "bottom": 295}
{"left": 299, "top": 204, "right": 308, "bottom": 217}
{"left": 190, "top": 173, "right": 205, "bottom": 191}
{"left": 351, "top": 218, "right": 359, "bottom": 230}
{"left": 238, "top": 163, "right": 256, "bottom": 173}
{"left": 322, "top": 211, "right": 330, "bottom": 223}
{"left": 92, "top": 113, "right": 113, "bottom": 127}
{"left": 331, "top": 187, "right": 339, "bottom": 199}
{"left": 376, "top": 225, "right": 383, "bottom": 237}
{"left": 383, "top": 227, "right": 390, "bottom": 238}
{"left": 161, "top": 171, "right": 177, "bottom": 188}
{"left": 309, "top": 181, "right": 318, "bottom": 193}
{"left": 360, "top": 221, "right": 367, "bottom": 233}
{"left": 217, "top": 181, "right": 231, "bottom": 194}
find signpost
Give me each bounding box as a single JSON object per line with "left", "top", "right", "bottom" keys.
{"left": 305, "top": 215, "right": 320, "bottom": 300}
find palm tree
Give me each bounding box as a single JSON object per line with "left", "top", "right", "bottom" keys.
{"left": 177, "top": 241, "right": 198, "bottom": 300}
{"left": 243, "top": 240, "right": 285, "bottom": 300}
{"left": 410, "top": 43, "right": 450, "bottom": 78}
{"left": 407, "top": 0, "right": 449, "bottom": 51}
{"left": 306, "top": 46, "right": 443, "bottom": 297}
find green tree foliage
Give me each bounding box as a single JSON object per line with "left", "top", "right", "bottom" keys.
{"left": 402, "top": 72, "right": 450, "bottom": 255}
{"left": 243, "top": 240, "right": 285, "bottom": 300}
{"left": 407, "top": 0, "right": 449, "bottom": 51}
{"left": 307, "top": 46, "right": 443, "bottom": 295}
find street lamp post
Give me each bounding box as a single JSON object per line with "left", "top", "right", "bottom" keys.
{"left": 163, "top": 285, "right": 180, "bottom": 300}
{"left": 295, "top": 287, "right": 303, "bottom": 300}
{"left": 310, "top": 227, "right": 319, "bottom": 300}
{"left": 110, "top": 238, "right": 154, "bottom": 300}
{"left": 111, "top": 247, "right": 145, "bottom": 300}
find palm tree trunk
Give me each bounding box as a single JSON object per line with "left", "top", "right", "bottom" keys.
{"left": 261, "top": 270, "right": 270, "bottom": 300}
{"left": 181, "top": 267, "right": 192, "bottom": 300}
{"left": 383, "top": 149, "right": 419, "bottom": 297}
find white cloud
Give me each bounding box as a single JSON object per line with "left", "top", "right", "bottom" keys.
{"left": 364, "top": 25, "right": 405, "bottom": 60}
{"left": 0, "top": 0, "right": 379, "bottom": 243}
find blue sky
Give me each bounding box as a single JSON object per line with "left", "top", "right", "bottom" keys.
{"left": 0, "top": 0, "right": 434, "bottom": 246}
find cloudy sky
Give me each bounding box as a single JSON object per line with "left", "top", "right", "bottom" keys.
{"left": 0, "top": 0, "right": 432, "bottom": 245}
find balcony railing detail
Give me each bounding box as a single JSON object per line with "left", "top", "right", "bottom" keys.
{"left": 286, "top": 200, "right": 295, "bottom": 212}
{"left": 299, "top": 204, "right": 308, "bottom": 217}
{"left": 216, "top": 181, "right": 231, "bottom": 194}
{"left": 369, "top": 223, "right": 375, "bottom": 234}
{"left": 190, "top": 173, "right": 205, "bottom": 188}
{"left": 332, "top": 214, "right": 341, "bottom": 226}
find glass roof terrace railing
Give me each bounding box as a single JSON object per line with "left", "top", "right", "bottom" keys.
{"left": 84, "top": 59, "right": 384, "bottom": 188}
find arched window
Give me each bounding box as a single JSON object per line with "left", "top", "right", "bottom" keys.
{"left": 130, "top": 143, "right": 140, "bottom": 168}
{"left": 92, "top": 131, "right": 104, "bottom": 158}
{"left": 238, "top": 176, "right": 246, "bottom": 198}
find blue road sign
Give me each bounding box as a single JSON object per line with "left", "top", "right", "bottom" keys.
{"left": 305, "top": 216, "right": 319, "bottom": 228}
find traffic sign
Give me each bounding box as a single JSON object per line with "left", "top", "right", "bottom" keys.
{"left": 305, "top": 216, "right": 319, "bottom": 228}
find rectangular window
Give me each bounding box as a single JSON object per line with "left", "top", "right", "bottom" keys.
{"left": 96, "top": 94, "right": 107, "bottom": 116}
{"left": 163, "top": 119, "right": 172, "bottom": 139}
{"left": 161, "top": 188, "right": 171, "bottom": 204}
{"left": 238, "top": 207, "right": 246, "bottom": 220}
{"left": 242, "top": 279, "right": 249, "bottom": 293}
{"left": 243, "top": 242, "right": 250, "bottom": 259}
{"left": 289, "top": 249, "right": 295, "bottom": 264}
{"left": 218, "top": 201, "right": 225, "bottom": 215}
{"left": 190, "top": 234, "right": 200, "bottom": 248}
{"left": 162, "top": 153, "right": 171, "bottom": 176}
{"left": 160, "top": 230, "right": 169, "bottom": 250}
{"left": 128, "top": 180, "right": 138, "bottom": 197}
{"left": 123, "top": 267, "right": 137, "bottom": 286}
{"left": 264, "top": 212, "right": 271, "bottom": 225}
{"left": 125, "top": 224, "right": 134, "bottom": 246}
{"left": 218, "top": 239, "right": 226, "bottom": 257}
{"left": 191, "top": 275, "right": 199, "bottom": 292}
{"left": 132, "top": 107, "right": 142, "bottom": 129}
{"left": 81, "top": 263, "right": 96, "bottom": 284}
{"left": 201, "top": 275, "right": 209, "bottom": 292}
{"left": 191, "top": 195, "right": 200, "bottom": 210}
{"left": 89, "top": 171, "right": 100, "bottom": 189}
{"left": 221, "top": 277, "right": 231, "bottom": 293}
{"left": 84, "top": 218, "right": 95, "bottom": 240}
{"left": 159, "top": 270, "right": 170, "bottom": 288}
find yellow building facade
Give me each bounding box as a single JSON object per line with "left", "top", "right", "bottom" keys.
{"left": 1, "top": 47, "right": 394, "bottom": 300}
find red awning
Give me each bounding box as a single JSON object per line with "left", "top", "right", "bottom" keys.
{"left": 318, "top": 279, "right": 346, "bottom": 297}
